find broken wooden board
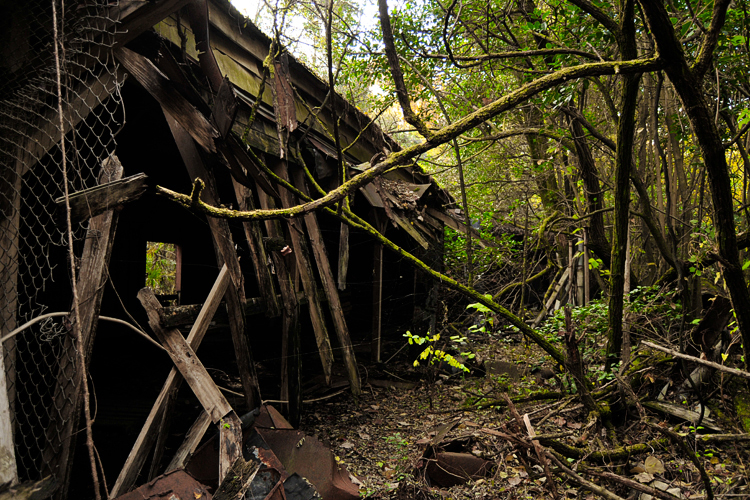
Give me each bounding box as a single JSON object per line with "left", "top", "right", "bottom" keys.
{"left": 291, "top": 167, "right": 360, "bottom": 397}
{"left": 42, "top": 155, "right": 123, "bottom": 500}
{"left": 116, "top": 47, "right": 219, "bottom": 153}
{"left": 54, "top": 173, "right": 148, "bottom": 224}
{"left": 110, "top": 265, "right": 231, "bottom": 497}
{"left": 164, "top": 110, "right": 260, "bottom": 410}
{"left": 137, "top": 288, "right": 242, "bottom": 480}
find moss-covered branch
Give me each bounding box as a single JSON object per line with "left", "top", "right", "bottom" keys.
{"left": 156, "top": 57, "right": 661, "bottom": 222}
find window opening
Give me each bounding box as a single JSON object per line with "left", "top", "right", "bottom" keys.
{"left": 145, "top": 241, "right": 181, "bottom": 305}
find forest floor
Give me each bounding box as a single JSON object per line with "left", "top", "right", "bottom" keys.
{"left": 299, "top": 330, "right": 750, "bottom": 500}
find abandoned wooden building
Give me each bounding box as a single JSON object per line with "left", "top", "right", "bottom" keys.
{"left": 0, "top": 0, "right": 473, "bottom": 497}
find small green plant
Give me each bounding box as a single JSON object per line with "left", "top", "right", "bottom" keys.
{"left": 404, "top": 331, "right": 469, "bottom": 373}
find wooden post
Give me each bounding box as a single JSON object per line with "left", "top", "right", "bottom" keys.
{"left": 266, "top": 160, "right": 334, "bottom": 385}
{"left": 371, "top": 212, "right": 386, "bottom": 363}
{"left": 163, "top": 112, "right": 260, "bottom": 410}
{"left": 137, "top": 288, "right": 242, "bottom": 481}
{"left": 337, "top": 223, "right": 349, "bottom": 291}
{"left": 232, "top": 180, "right": 281, "bottom": 318}
{"left": 109, "top": 265, "right": 231, "bottom": 498}
{"left": 253, "top": 184, "right": 303, "bottom": 418}
{"left": 290, "top": 167, "right": 360, "bottom": 396}
{"left": 273, "top": 251, "right": 301, "bottom": 426}
{"left": 42, "top": 156, "right": 123, "bottom": 499}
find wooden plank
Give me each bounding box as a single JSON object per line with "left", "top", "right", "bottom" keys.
{"left": 109, "top": 265, "right": 231, "bottom": 498}
{"left": 252, "top": 175, "right": 305, "bottom": 407}
{"left": 232, "top": 177, "right": 281, "bottom": 319}
{"left": 274, "top": 251, "right": 301, "bottom": 427}
{"left": 371, "top": 212, "right": 386, "bottom": 363}
{"left": 114, "top": 0, "right": 192, "bottom": 47}
{"left": 42, "top": 156, "right": 123, "bottom": 499}
{"left": 164, "top": 111, "right": 261, "bottom": 410}
{"left": 54, "top": 173, "right": 148, "bottom": 224}
{"left": 271, "top": 160, "right": 334, "bottom": 385}
{"left": 425, "top": 207, "right": 487, "bottom": 247}
{"left": 137, "top": 288, "right": 242, "bottom": 480}
{"left": 116, "top": 47, "right": 219, "bottom": 153}
{"left": 291, "top": 167, "right": 360, "bottom": 396}
{"left": 211, "top": 77, "right": 239, "bottom": 138}
{"left": 337, "top": 223, "right": 349, "bottom": 291}
{"left": 165, "top": 410, "right": 212, "bottom": 473}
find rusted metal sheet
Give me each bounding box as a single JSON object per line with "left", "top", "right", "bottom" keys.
{"left": 254, "top": 428, "right": 359, "bottom": 500}
{"left": 113, "top": 470, "right": 212, "bottom": 500}
{"left": 183, "top": 405, "right": 356, "bottom": 499}
{"left": 424, "top": 452, "right": 494, "bottom": 487}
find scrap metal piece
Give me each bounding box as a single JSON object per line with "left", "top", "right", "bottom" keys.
{"left": 113, "top": 470, "right": 212, "bottom": 500}
{"left": 424, "top": 451, "right": 494, "bottom": 487}
{"left": 254, "top": 428, "right": 359, "bottom": 500}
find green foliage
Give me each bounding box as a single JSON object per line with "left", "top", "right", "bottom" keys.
{"left": 404, "top": 331, "right": 470, "bottom": 373}
{"left": 145, "top": 242, "right": 177, "bottom": 295}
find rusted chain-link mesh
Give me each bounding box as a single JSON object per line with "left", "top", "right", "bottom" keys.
{"left": 0, "top": 0, "right": 123, "bottom": 482}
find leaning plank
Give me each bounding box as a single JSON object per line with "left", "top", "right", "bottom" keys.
{"left": 232, "top": 180, "right": 281, "bottom": 318}
{"left": 109, "top": 265, "right": 231, "bottom": 498}
{"left": 164, "top": 111, "right": 260, "bottom": 410}
{"left": 164, "top": 410, "right": 212, "bottom": 473}
{"left": 337, "top": 223, "right": 350, "bottom": 291}
{"left": 270, "top": 160, "right": 334, "bottom": 385}
{"left": 54, "top": 173, "right": 148, "bottom": 224}
{"left": 425, "top": 207, "right": 487, "bottom": 247}
{"left": 532, "top": 268, "right": 570, "bottom": 327}
{"left": 371, "top": 214, "right": 386, "bottom": 363}
{"left": 116, "top": 47, "right": 219, "bottom": 153}
{"left": 42, "top": 156, "right": 122, "bottom": 500}
{"left": 137, "top": 288, "right": 242, "bottom": 479}
{"left": 291, "top": 167, "right": 360, "bottom": 396}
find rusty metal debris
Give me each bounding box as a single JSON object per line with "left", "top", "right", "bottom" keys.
{"left": 113, "top": 470, "right": 212, "bottom": 500}
{"left": 118, "top": 405, "right": 358, "bottom": 500}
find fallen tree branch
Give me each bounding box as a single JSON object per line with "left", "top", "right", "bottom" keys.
{"left": 545, "top": 452, "right": 625, "bottom": 500}
{"left": 645, "top": 422, "right": 714, "bottom": 500}
{"left": 539, "top": 436, "right": 669, "bottom": 462}
{"left": 585, "top": 469, "right": 682, "bottom": 500}
{"left": 642, "top": 341, "right": 750, "bottom": 380}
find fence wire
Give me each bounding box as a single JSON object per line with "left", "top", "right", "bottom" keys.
{"left": 0, "top": 0, "right": 123, "bottom": 483}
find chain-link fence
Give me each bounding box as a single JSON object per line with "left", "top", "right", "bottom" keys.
{"left": 0, "top": 0, "right": 123, "bottom": 484}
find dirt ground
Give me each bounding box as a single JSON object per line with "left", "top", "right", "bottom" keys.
{"left": 298, "top": 333, "right": 750, "bottom": 499}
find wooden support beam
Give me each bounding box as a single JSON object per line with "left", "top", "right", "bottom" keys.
{"left": 109, "top": 265, "right": 231, "bottom": 498}
{"left": 232, "top": 180, "right": 281, "bottom": 318}
{"left": 371, "top": 211, "right": 386, "bottom": 363}
{"left": 54, "top": 173, "right": 148, "bottom": 224}
{"left": 291, "top": 167, "right": 360, "bottom": 396}
{"left": 163, "top": 111, "right": 260, "bottom": 410}
{"left": 116, "top": 47, "right": 219, "bottom": 153}
{"left": 164, "top": 410, "right": 212, "bottom": 473}
{"left": 137, "top": 288, "right": 242, "bottom": 481}
{"left": 273, "top": 250, "right": 301, "bottom": 427}
{"left": 337, "top": 224, "right": 349, "bottom": 291}
{"left": 270, "top": 160, "right": 334, "bottom": 385}
{"left": 43, "top": 156, "right": 123, "bottom": 500}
